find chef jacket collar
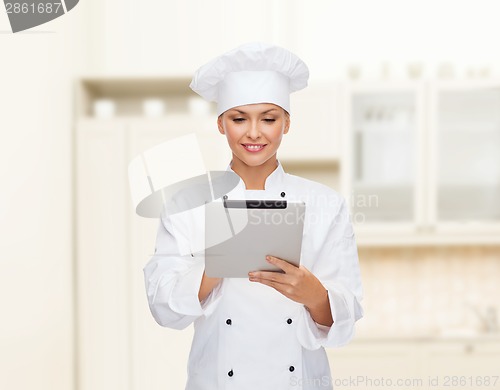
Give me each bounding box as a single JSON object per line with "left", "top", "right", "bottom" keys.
{"left": 225, "top": 159, "right": 285, "bottom": 191}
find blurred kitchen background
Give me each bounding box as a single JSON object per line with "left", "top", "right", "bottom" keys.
{"left": 1, "top": 0, "right": 500, "bottom": 389}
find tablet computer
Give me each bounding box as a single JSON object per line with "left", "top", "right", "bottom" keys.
{"left": 204, "top": 199, "right": 306, "bottom": 278}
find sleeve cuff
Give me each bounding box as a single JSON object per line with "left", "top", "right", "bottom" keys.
{"left": 296, "top": 284, "right": 361, "bottom": 350}
{"left": 167, "top": 258, "right": 223, "bottom": 318}
{"left": 314, "top": 322, "right": 332, "bottom": 334}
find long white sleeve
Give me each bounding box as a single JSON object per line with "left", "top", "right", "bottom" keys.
{"left": 296, "top": 197, "right": 364, "bottom": 350}
{"left": 143, "top": 208, "right": 223, "bottom": 330}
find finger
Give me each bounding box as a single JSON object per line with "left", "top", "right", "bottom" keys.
{"left": 250, "top": 276, "right": 287, "bottom": 292}
{"left": 248, "top": 270, "right": 287, "bottom": 284}
{"left": 266, "top": 255, "right": 299, "bottom": 274}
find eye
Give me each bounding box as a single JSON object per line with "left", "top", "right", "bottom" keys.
{"left": 263, "top": 118, "right": 276, "bottom": 123}
{"left": 232, "top": 118, "right": 245, "bottom": 123}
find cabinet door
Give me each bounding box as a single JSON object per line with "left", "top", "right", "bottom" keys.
{"left": 127, "top": 120, "right": 193, "bottom": 390}
{"left": 76, "top": 119, "right": 131, "bottom": 390}
{"left": 429, "top": 83, "right": 500, "bottom": 231}
{"left": 342, "top": 83, "right": 426, "bottom": 232}
{"left": 280, "top": 82, "right": 339, "bottom": 160}
{"left": 127, "top": 118, "right": 230, "bottom": 390}
{"left": 423, "top": 342, "right": 500, "bottom": 389}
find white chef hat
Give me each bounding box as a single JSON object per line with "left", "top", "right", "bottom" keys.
{"left": 190, "top": 42, "right": 309, "bottom": 115}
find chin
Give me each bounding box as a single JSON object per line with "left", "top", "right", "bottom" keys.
{"left": 246, "top": 156, "right": 274, "bottom": 167}
{"left": 241, "top": 159, "right": 264, "bottom": 167}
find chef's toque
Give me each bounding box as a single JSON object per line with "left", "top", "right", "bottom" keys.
{"left": 189, "top": 42, "right": 309, "bottom": 116}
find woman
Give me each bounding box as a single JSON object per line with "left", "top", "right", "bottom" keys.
{"left": 143, "top": 42, "right": 363, "bottom": 390}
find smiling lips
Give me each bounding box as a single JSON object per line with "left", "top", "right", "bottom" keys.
{"left": 242, "top": 144, "right": 267, "bottom": 152}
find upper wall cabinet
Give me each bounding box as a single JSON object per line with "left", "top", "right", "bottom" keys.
{"left": 75, "top": 77, "right": 231, "bottom": 170}
{"left": 280, "top": 81, "right": 340, "bottom": 162}
{"left": 341, "top": 81, "right": 500, "bottom": 246}
{"left": 341, "top": 82, "right": 426, "bottom": 242}
{"left": 345, "top": 84, "right": 424, "bottom": 223}
{"left": 429, "top": 82, "right": 500, "bottom": 227}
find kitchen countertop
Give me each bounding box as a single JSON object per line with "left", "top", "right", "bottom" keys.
{"left": 352, "top": 333, "right": 500, "bottom": 342}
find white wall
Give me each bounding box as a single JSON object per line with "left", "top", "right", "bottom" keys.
{"left": 0, "top": 4, "right": 89, "bottom": 390}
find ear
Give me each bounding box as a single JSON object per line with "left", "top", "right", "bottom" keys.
{"left": 283, "top": 113, "right": 290, "bottom": 135}
{"left": 217, "top": 115, "right": 225, "bottom": 135}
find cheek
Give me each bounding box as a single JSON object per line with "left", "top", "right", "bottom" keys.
{"left": 271, "top": 123, "right": 286, "bottom": 139}
{"left": 223, "top": 127, "right": 239, "bottom": 144}
{"left": 224, "top": 122, "right": 246, "bottom": 139}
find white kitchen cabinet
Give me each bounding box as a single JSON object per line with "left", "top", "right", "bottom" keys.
{"left": 126, "top": 118, "right": 229, "bottom": 389}
{"left": 88, "top": 0, "right": 301, "bottom": 74}
{"left": 281, "top": 81, "right": 340, "bottom": 161}
{"left": 77, "top": 118, "right": 210, "bottom": 390}
{"left": 278, "top": 81, "right": 341, "bottom": 193}
{"left": 126, "top": 120, "right": 195, "bottom": 390}
{"left": 341, "top": 82, "right": 426, "bottom": 243}
{"left": 341, "top": 81, "right": 500, "bottom": 246}
{"left": 76, "top": 119, "right": 131, "bottom": 390}
{"left": 428, "top": 82, "right": 500, "bottom": 234}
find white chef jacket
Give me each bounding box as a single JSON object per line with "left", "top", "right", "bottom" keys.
{"left": 143, "top": 159, "right": 364, "bottom": 390}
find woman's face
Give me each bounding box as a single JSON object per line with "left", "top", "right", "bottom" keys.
{"left": 217, "top": 103, "right": 290, "bottom": 168}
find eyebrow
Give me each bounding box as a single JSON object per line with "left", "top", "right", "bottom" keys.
{"left": 231, "top": 108, "right": 278, "bottom": 114}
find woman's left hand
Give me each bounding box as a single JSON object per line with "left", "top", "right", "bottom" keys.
{"left": 248, "top": 255, "right": 329, "bottom": 313}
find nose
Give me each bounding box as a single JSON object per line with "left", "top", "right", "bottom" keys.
{"left": 246, "top": 119, "right": 261, "bottom": 140}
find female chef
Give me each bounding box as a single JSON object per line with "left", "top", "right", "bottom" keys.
{"left": 143, "top": 42, "right": 364, "bottom": 390}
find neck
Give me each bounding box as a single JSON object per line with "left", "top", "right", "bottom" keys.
{"left": 230, "top": 156, "right": 278, "bottom": 190}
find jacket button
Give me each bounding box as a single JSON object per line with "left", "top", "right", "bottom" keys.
{"left": 287, "top": 318, "right": 292, "bottom": 324}
{"left": 228, "top": 369, "right": 233, "bottom": 377}
{"left": 281, "top": 191, "right": 286, "bottom": 198}
{"left": 289, "top": 366, "right": 295, "bottom": 372}
{"left": 226, "top": 319, "right": 232, "bottom": 325}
